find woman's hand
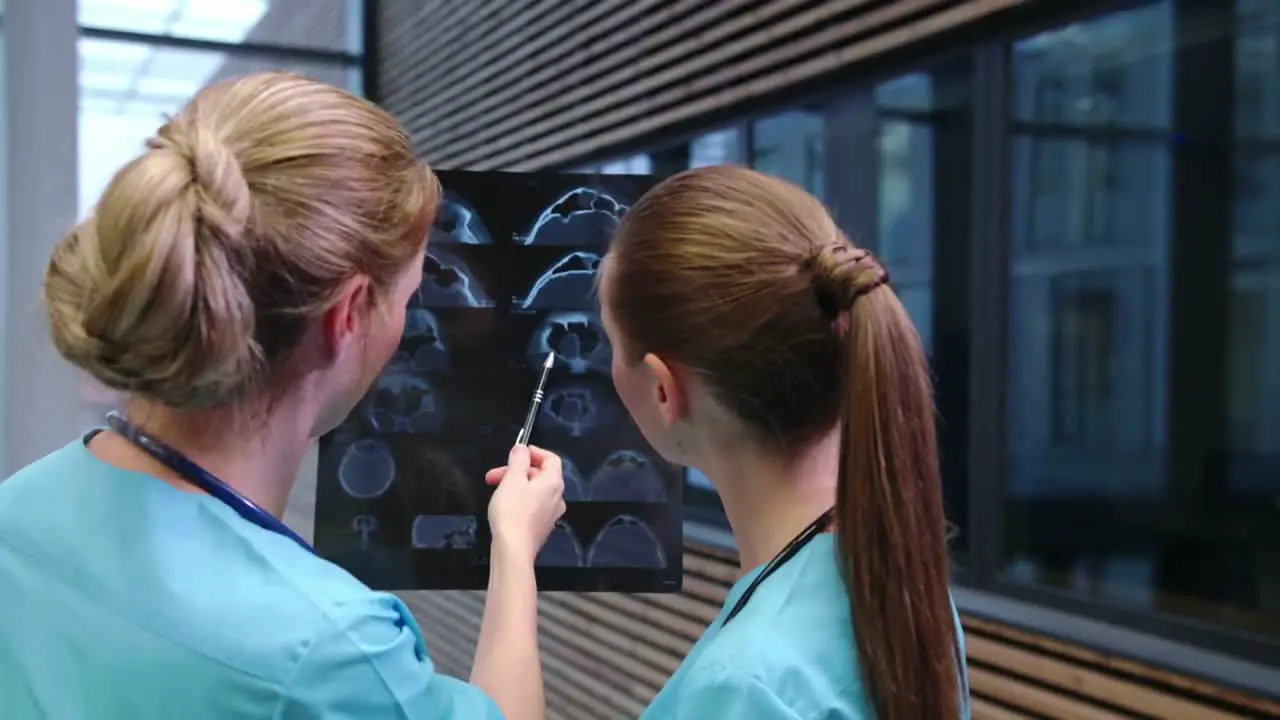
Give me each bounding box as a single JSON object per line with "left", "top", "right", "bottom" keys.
{"left": 484, "top": 445, "right": 566, "bottom": 562}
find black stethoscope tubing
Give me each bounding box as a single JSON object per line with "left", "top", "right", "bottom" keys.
{"left": 721, "top": 508, "right": 834, "bottom": 626}
{"left": 103, "top": 411, "right": 315, "bottom": 553}
{"left": 720, "top": 507, "right": 974, "bottom": 709}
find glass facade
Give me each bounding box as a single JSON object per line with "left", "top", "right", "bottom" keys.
{"left": 78, "top": 0, "right": 362, "bottom": 52}
{"left": 577, "top": 0, "right": 1280, "bottom": 664}
{"left": 75, "top": 0, "right": 363, "bottom": 217}
{"left": 1004, "top": 0, "right": 1280, "bottom": 643}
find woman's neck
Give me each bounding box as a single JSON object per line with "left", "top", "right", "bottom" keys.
{"left": 90, "top": 397, "right": 313, "bottom": 518}
{"left": 699, "top": 430, "right": 840, "bottom": 572}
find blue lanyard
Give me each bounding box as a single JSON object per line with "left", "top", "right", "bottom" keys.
{"left": 104, "top": 411, "right": 315, "bottom": 554}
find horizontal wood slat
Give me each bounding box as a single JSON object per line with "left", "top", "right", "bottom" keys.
{"left": 970, "top": 697, "right": 1035, "bottom": 720}
{"left": 503, "top": 0, "right": 1024, "bottom": 171}
{"left": 376, "top": 0, "right": 1029, "bottom": 170}
{"left": 965, "top": 635, "right": 1250, "bottom": 720}
{"left": 396, "top": 542, "right": 1277, "bottom": 719}
{"left": 450, "top": 0, "right": 914, "bottom": 166}
{"left": 392, "top": 0, "right": 641, "bottom": 136}
{"left": 377, "top": 1, "right": 529, "bottom": 101}
{"left": 963, "top": 615, "right": 1280, "bottom": 719}
{"left": 418, "top": 0, "right": 810, "bottom": 158}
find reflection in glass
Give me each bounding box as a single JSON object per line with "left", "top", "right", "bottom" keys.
{"left": 690, "top": 129, "right": 742, "bottom": 168}
{"left": 1008, "top": 3, "right": 1172, "bottom": 129}
{"left": 1233, "top": 0, "right": 1280, "bottom": 502}
{"left": 77, "top": 37, "right": 358, "bottom": 217}
{"left": 1235, "top": 0, "right": 1280, "bottom": 139}
{"left": 873, "top": 66, "right": 972, "bottom": 561}
{"left": 751, "top": 110, "right": 825, "bottom": 200}
{"left": 876, "top": 117, "right": 934, "bottom": 353}
{"left": 1005, "top": 1, "right": 1280, "bottom": 639}
{"left": 599, "top": 154, "right": 652, "bottom": 175}
{"left": 77, "top": 0, "right": 364, "bottom": 53}
{"left": 1010, "top": 138, "right": 1170, "bottom": 250}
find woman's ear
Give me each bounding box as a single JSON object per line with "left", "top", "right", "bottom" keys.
{"left": 641, "top": 353, "right": 689, "bottom": 428}
{"left": 320, "top": 275, "right": 373, "bottom": 362}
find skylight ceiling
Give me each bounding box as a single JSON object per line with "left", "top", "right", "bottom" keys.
{"left": 78, "top": 0, "right": 267, "bottom": 115}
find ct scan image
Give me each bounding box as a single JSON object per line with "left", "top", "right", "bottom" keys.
{"left": 522, "top": 187, "right": 630, "bottom": 247}
{"left": 418, "top": 246, "right": 494, "bottom": 308}
{"left": 431, "top": 191, "right": 495, "bottom": 246}
{"left": 517, "top": 250, "right": 602, "bottom": 310}
{"left": 314, "top": 169, "right": 682, "bottom": 593}
{"left": 525, "top": 311, "right": 612, "bottom": 375}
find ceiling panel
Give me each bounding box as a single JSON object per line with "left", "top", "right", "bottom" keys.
{"left": 78, "top": 0, "right": 268, "bottom": 44}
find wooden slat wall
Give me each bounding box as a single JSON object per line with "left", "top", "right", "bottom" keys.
{"left": 396, "top": 540, "right": 1280, "bottom": 720}
{"left": 374, "top": 0, "right": 1030, "bottom": 171}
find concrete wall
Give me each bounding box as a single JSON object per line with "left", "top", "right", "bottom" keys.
{"left": 2, "top": 0, "right": 88, "bottom": 475}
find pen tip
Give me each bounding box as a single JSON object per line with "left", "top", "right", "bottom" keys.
{"left": 544, "top": 352, "right": 555, "bottom": 369}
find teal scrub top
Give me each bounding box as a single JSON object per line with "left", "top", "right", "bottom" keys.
{"left": 640, "top": 533, "right": 971, "bottom": 719}
{"left": 0, "top": 439, "right": 502, "bottom": 719}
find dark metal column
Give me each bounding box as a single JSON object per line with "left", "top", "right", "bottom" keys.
{"left": 967, "top": 43, "right": 1012, "bottom": 584}
{"left": 1161, "top": 0, "right": 1237, "bottom": 612}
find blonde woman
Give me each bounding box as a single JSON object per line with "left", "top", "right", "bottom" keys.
{"left": 0, "top": 73, "right": 563, "bottom": 720}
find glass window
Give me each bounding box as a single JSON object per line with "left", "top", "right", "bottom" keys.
{"left": 77, "top": 0, "right": 363, "bottom": 54}
{"left": 1231, "top": 0, "right": 1280, "bottom": 597}
{"left": 690, "top": 128, "right": 742, "bottom": 168}
{"left": 751, "top": 110, "right": 825, "bottom": 200}
{"left": 1004, "top": 1, "right": 1280, "bottom": 640}
{"left": 78, "top": 38, "right": 359, "bottom": 216}
{"left": 876, "top": 74, "right": 938, "bottom": 352}
{"left": 873, "top": 63, "right": 973, "bottom": 562}
{"left": 598, "top": 154, "right": 652, "bottom": 175}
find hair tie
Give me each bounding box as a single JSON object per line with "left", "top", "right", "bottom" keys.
{"left": 807, "top": 247, "right": 890, "bottom": 320}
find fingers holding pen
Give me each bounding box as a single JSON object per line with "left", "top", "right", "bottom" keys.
{"left": 486, "top": 444, "right": 568, "bottom": 559}
{"left": 484, "top": 445, "right": 559, "bottom": 486}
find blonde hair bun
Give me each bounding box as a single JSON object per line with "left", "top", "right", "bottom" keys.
{"left": 45, "top": 72, "right": 439, "bottom": 409}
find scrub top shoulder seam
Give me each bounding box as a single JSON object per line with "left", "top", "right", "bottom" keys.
{"left": 269, "top": 621, "right": 416, "bottom": 720}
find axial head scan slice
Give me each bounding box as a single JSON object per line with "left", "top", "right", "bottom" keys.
{"left": 417, "top": 247, "right": 491, "bottom": 308}
{"left": 519, "top": 251, "right": 601, "bottom": 310}
{"left": 587, "top": 450, "right": 667, "bottom": 502}
{"left": 338, "top": 439, "right": 397, "bottom": 499}
{"left": 398, "top": 308, "right": 450, "bottom": 372}
{"left": 539, "top": 380, "right": 620, "bottom": 437}
{"left": 586, "top": 515, "right": 666, "bottom": 568}
{"left": 536, "top": 521, "right": 585, "bottom": 567}
{"left": 412, "top": 514, "right": 478, "bottom": 550}
{"left": 352, "top": 515, "right": 379, "bottom": 548}
{"left": 522, "top": 187, "right": 628, "bottom": 247}
{"left": 526, "top": 311, "right": 611, "bottom": 375}
{"left": 364, "top": 368, "right": 443, "bottom": 434}
{"left": 562, "top": 457, "right": 587, "bottom": 502}
{"left": 431, "top": 193, "right": 494, "bottom": 245}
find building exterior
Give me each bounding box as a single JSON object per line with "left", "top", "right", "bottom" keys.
{"left": 373, "top": 0, "right": 1280, "bottom": 716}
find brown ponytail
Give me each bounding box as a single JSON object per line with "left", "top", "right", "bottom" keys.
{"left": 606, "top": 165, "right": 962, "bottom": 718}
{"left": 821, "top": 247, "right": 962, "bottom": 718}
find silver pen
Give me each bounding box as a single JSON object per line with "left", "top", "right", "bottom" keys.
{"left": 515, "top": 352, "right": 555, "bottom": 446}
